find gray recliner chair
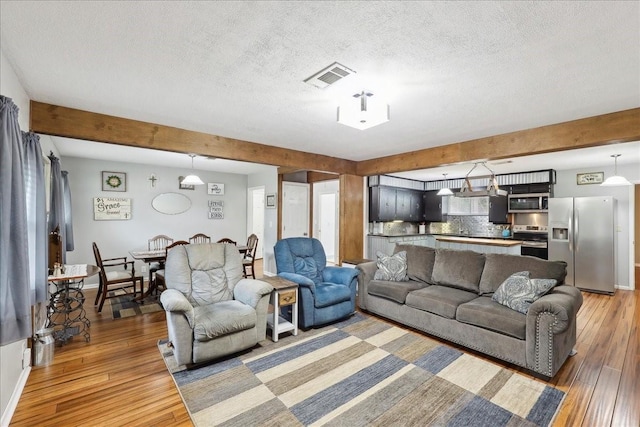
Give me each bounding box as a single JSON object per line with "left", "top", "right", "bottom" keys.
{"left": 160, "top": 243, "right": 273, "bottom": 366}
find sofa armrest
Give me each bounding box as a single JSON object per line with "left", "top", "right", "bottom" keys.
{"left": 234, "top": 279, "right": 273, "bottom": 309}
{"left": 322, "top": 266, "right": 358, "bottom": 287}
{"left": 160, "top": 289, "right": 195, "bottom": 327}
{"left": 356, "top": 261, "right": 377, "bottom": 310}
{"left": 525, "top": 285, "right": 583, "bottom": 377}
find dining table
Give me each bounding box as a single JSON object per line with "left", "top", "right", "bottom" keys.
{"left": 129, "top": 244, "right": 248, "bottom": 301}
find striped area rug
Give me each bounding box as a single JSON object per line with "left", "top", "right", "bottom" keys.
{"left": 158, "top": 313, "right": 564, "bottom": 427}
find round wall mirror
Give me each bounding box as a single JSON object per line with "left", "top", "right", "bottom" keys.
{"left": 152, "top": 192, "right": 191, "bottom": 215}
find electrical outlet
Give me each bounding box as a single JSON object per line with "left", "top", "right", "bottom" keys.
{"left": 141, "top": 265, "right": 148, "bottom": 273}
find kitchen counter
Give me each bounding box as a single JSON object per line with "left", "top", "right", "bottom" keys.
{"left": 434, "top": 236, "right": 522, "bottom": 247}
{"left": 369, "top": 233, "right": 514, "bottom": 240}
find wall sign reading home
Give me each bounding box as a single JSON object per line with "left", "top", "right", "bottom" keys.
{"left": 93, "top": 197, "right": 132, "bottom": 220}
{"left": 208, "top": 200, "right": 224, "bottom": 219}
{"left": 207, "top": 183, "right": 225, "bottom": 195}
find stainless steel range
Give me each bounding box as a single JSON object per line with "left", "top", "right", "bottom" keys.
{"left": 512, "top": 224, "right": 548, "bottom": 259}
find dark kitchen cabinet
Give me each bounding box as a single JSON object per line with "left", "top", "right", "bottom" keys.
{"left": 370, "top": 187, "right": 424, "bottom": 221}
{"left": 369, "top": 186, "right": 397, "bottom": 221}
{"left": 423, "top": 190, "right": 444, "bottom": 222}
{"left": 488, "top": 195, "right": 509, "bottom": 224}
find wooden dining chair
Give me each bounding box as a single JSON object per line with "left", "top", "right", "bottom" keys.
{"left": 92, "top": 242, "right": 143, "bottom": 312}
{"left": 154, "top": 240, "right": 189, "bottom": 294}
{"left": 216, "top": 238, "right": 237, "bottom": 245}
{"left": 242, "top": 234, "right": 259, "bottom": 279}
{"left": 189, "top": 233, "right": 211, "bottom": 244}
{"left": 147, "top": 235, "right": 174, "bottom": 286}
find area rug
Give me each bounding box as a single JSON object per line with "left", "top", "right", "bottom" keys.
{"left": 158, "top": 313, "right": 564, "bottom": 427}
{"left": 108, "top": 290, "right": 163, "bottom": 319}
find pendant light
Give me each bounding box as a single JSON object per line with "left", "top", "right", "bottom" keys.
{"left": 180, "top": 154, "right": 205, "bottom": 186}
{"left": 437, "top": 173, "right": 453, "bottom": 195}
{"left": 600, "top": 154, "right": 631, "bottom": 187}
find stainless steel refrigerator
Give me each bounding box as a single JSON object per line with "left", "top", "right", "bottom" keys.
{"left": 548, "top": 196, "right": 616, "bottom": 294}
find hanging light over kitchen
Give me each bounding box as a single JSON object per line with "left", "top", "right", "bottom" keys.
{"left": 437, "top": 173, "right": 453, "bottom": 195}
{"left": 600, "top": 154, "right": 631, "bottom": 186}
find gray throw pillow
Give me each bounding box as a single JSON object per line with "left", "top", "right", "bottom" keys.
{"left": 492, "top": 271, "right": 557, "bottom": 314}
{"left": 374, "top": 251, "right": 408, "bottom": 282}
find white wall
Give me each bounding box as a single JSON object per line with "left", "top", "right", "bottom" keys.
{"left": 554, "top": 162, "right": 639, "bottom": 289}
{"left": 313, "top": 180, "right": 340, "bottom": 260}
{"left": 248, "top": 170, "right": 278, "bottom": 275}
{"left": 0, "top": 48, "right": 61, "bottom": 426}
{"left": 62, "top": 156, "right": 262, "bottom": 285}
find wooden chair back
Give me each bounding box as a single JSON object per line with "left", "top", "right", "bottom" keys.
{"left": 148, "top": 235, "right": 173, "bottom": 250}
{"left": 245, "top": 234, "right": 258, "bottom": 260}
{"left": 92, "top": 242, "right": 142, "bottom": 312}
{"left": 242, "top": 234, "right": 259, "bottom": 278}
{"left": 189, "top": 233, "right": 211, "bottom": 244}
{"left": 216, "top": 238, "right": 237, "bottom": 245}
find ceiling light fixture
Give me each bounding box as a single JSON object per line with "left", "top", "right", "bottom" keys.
{"left": 180, "top": 154, "right": 204, "bottom": 186}
{"left": 437, "top": 173, "right": 453, "bottom": 196}
{"left": 456, "top": 162, "right": 507, "bottom": 197}
{"left": 337, "top": 90, "right": 389, "bottom": 130}
{"left": 600, "top": 154, "right": 631, "bottom": 186}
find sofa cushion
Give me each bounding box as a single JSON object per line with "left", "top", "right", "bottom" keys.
{"left": 374, "top": 251, "right": 408, "bottom": 282}
{"left": 492, "top": 273, "right": 557, "bottom": 314}
{"left": 456, "top": 296, "right": 526, "bottom": 340}
{"left": 368, "top": 279, "right": 426, "bottom": 304}
{"left": 193, "top": 300, "right": 256, "bottom": 342}
{"left": 405, "top": 285, "right": 478, "bottom": 319}
{"left": 394, "top": 244, "right": 436, "bottom": 284}
{"left": 315, "top": 283, "right": 352, "bottom": 308}
{"left": 431, "top": 249, "right": 485, "bottom": 293}
{"left": 479, "top": 253, "right": 567, "bottom": 295}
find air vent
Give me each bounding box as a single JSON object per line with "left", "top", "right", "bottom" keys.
{"left": 304, "top": 62, "right": 355, "bottom": 89}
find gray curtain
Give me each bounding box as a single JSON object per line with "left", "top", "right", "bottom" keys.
{"left": 0, "top": 96, "right": 31, "bottom": 345}
{"left": 48, "top": 154, "right": 66, "bottom": 263}
{"left": 23, "top": 131, "right": 48, "bottom": 304}
{"left": 62, "top": 171, "right": 74, "bottom": 251}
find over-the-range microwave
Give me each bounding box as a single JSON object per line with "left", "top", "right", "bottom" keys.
{"left": 507, "top": 193, "right": 549, "bottom": 213}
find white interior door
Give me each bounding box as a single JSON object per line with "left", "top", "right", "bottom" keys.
{"left": 319, "top": 192, "right": 338, "bottom": 263}
{"left": 247, "top": 186, "right": 265, "bottom": 259}
{"left": 282, "top": 182, "right": 310, "bottom": 238}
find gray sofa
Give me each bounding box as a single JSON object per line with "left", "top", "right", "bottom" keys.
{"left": 357, "top": 245, "right": 583, "bottom": 377}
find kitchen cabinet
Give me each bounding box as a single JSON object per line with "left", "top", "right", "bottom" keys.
{"left": 423, "top": 190, "right": 444, "bottom": 222}
{"left": 446, "top": 195, "right": 489, "bottom": 215}
{"left": 370, "top": 187, "right": 424, "bottom": 221}
{"left": 369, "top": 186, "right": 397, "bottom": 221}
{"left": 488, "top": 196, "right": 509, "bottom": 224}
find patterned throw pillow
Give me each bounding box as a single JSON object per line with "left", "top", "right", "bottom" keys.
{"left": 492, "top": 271, "right": 557, "bottom": 314}
{"left": 374, "top": 251, "right": 408, "bottom": 282}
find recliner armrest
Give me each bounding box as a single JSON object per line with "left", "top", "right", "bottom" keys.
{"left": 278, "top": 272, "right": 316, "bottom": 292}
{"left": 322, "top": 266, "right": 358, "bottom": 286}
{"left": 160, "top": 289, "right": 195, "bottom": 327}
{"left": 234, "top": 279, "right": 273, "bottom": 308}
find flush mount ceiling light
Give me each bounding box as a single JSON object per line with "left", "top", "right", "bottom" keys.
{"left": 337, "top": 91, "right": 389, "bottom": 130}
{"left": 455, "top": 162, "right": 507, "bottom": 197}
{"left": 181, "top": 154, "right": 204, "bottom": 186}
{"left": 437, "top": 173, "right": 453, "bottom": 196}
{"left": 600, "top": 154, "right": 632, "bottom": 186}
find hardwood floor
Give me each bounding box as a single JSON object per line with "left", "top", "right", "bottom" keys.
{"left": 10, "top": 270, "right": 639, "bottom": 426}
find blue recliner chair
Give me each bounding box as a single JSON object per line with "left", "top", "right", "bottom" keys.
{"left": 274, "top": 237, "right": 358, "bottom": 329}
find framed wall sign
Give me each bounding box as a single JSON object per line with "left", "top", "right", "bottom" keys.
{"left": 93, "top": 197, "right": 132, "bottom": 220}
{"left": 266, "top": 193, "right": 276, "bottom": 208}
{"left": 102, "top": 171, "right": 126, "bottom": 192}
{"left": 208, "top": 200, "right": 224, "bottom": 219}
{"left": 576, "top": 172, "right": 604, "bottom": 185}
{"left": 207, "top": 182, "right": 225, "bottom": 195}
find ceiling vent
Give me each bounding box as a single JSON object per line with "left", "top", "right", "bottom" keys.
{"left": 304, "top": 62, "right": 355, "bottom": 89}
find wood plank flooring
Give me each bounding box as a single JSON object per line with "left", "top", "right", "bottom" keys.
{"left": 10, "top": 270, "right": 639, "bottom": 426}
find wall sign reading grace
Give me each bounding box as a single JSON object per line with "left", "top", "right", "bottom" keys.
{"left": 208, "top": 200, "right": 224, "bottom": 219}
{"left": 94, "top": 197, "right": 132, "bottom": 220}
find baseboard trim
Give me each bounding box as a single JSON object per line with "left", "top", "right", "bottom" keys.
{"left": 1, "top": 366, "right": 31, "bottom": 427}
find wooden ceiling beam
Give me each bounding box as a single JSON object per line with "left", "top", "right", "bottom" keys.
{"left": 356, "top": 108, "right": 640, "bottom": 176}
{"left": 30, "top": 101, "right": 357, "bottom": 175}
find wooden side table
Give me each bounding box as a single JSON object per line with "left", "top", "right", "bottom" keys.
{"left": 261, "top": 276, "right": 298, "bottom": 342}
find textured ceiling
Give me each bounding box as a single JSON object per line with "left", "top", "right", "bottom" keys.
{"left": 1, "top": 1, "right": 638, "bottom": 175}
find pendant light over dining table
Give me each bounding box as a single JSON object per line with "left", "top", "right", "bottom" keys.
{"left": 181, "top": 154, "right": 204, "bottom": 186}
